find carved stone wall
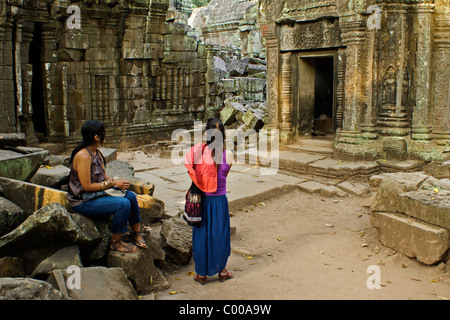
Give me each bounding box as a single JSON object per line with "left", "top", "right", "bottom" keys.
{"left": 259, "top": 0, "right": 450, "bottom": 161}
{"left": 1, "top": 0, "right": 208, "bottom": 150}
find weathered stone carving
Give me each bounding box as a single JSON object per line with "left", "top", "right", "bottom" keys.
{"left": 260, "top": 0, "right": 449, "bottom": 161}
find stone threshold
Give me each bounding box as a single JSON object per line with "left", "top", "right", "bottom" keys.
{"left": 239, "top": 147, "right": 425, "bottom": 180}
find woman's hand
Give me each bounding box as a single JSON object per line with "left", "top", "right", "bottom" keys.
{"left": 114, "top": 179, "right": 130, "bottom": 190}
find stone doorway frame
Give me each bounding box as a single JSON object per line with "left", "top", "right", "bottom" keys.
{"left": 293, "top": 50, "right": 338, "bottom": 140}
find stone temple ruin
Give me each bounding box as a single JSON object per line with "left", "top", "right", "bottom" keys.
{"left": 0, "top": 0, "right": 268, "bottom": 151}
{"left": 259, "top": 0, "right": 449, "bottom": 161}
{"left": 0, "top": 0, "right": 449, "bottom": 300}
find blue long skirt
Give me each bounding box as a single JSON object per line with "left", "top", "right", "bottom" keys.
{"left": 192, "top": 194, "right": 231, "bottom": 277}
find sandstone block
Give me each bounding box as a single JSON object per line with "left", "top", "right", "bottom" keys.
{"left": 337, "top": 181, "right": 370, "bottom": 197}
{"left": 320, "top": 185, "right": 348, "bottom": 198}
{"left": 0, "top": 203, "right": 101, "bottom": 273}
{"left": 160, "top": 217, "right": 192, "bottom": 265}
{"left": 298, "top": 181, "right": 326, "bottom": 194}
{"left": 0, "top": 277, "right": 67, "bottom": 300}
{"left": 135, "top": 194, "right": 165, "bottom": 223}
{"left": 30, "top": 165, "right": 70, "bottom": 189}
{"left": 164, "top": 35, "right": 198, "bottom": 52}
{"left": 370, "top": 173, "right": 429, "bottom": 213}
{"left": 46, "top": 267, "right": 138, "bottom": 300}
{"left": 30, "top": 246, "right": 83, "bottom": 280}
{"left": 107, "top": 244, "right": 167, "bottom": 294}
{"left": 399, "top": 190, "right": 450, "bottom": 230}
{"left": 371, "top": 211, "right": 450, "bottom": 265}
{"left": 220, "top": 104, "right": 239, "bottom": 126}
{"left": 0, "top": 196, "right": 25, "bottom": 237}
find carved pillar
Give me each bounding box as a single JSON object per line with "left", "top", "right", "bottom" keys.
{"left": 335, "top": 16, "right": 367, "bottom": 160}
{"left": 410, "top": 3, "right": 437, "bottom": 160}
{"left": 430, "top": 2, "right": 450, "bottom": 156}
{"left": 19, "top": 21, "right": 38, "bottom": 144}
{"left": 0, "top": 0, "right": 16, "bottom": 133}
{"left": 376, "top": 7, "right": 411, "bottom": 160}
{"left": 14, "top": 19, "right": 23, "bottom": 128}
{"left": 335, "top": 48, "right": 346, "bottom": 137}
{"left": 280, "top": 51, "right": 294, "bottom": 143}
{"left": 260, "top": 23, "right": 280, "bottom": 130}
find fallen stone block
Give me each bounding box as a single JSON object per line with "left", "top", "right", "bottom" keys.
{"left": 106, "top": 160, "right": 156, "bottom": 196}
{"left": 99, "top": 147, "right": 117, "bottom": 164}
{"left": 220, "top": 104, "right": 240, "bottom": 126}
{"left": 370, "top": 173, "right": 430, "bottom": 213}
{"left": 419, "top": 176, "right": 450, "bottom": 191}
{"left": 0, "top": 196, "right": 25, "bottom": 237}
{"left": 399, "top": 190, "right": 450, "bottom": 230}
{"left": 30, "top": 246, "right": 83, "bottom": 280}
{"left": 0, "top": 203, "right": 101, "bottom": 274}
{"left": 369, "top": 172, "right": 429, "bottom": 189}
{"left": 160, "top": 217, "right": 192, "bottom": 265}
{"left": 0, "top": 177, "right": 70, "bottom": 216}
{"left": 242, "top": 109, "right": 264, "bottom": 131}
{"left": 107, "top": 243, "right": 168, "bottom": 294}
{"left": 371, "top": 211, "right": 450, "bottom": 265}
{"left": 46, "top": 267, "right": 138, "bottom": 300}
{"left": 0, "top": 148, "right": 48, "bottom": 182}
{"left": 136, "top": 194, "right": 165, "bottom": 224}
{"left": 30, "top": 165, "right": 70, "bottom": 189}
{"left": 247, "top": 63, "right": 267, "bottom": 75}
{"left": 227, "top": 59, "right": 247, "bottom": 76}
{"left": 0, "top": 277, "right": 67, "bottom": 300}
{"left": 0, "top": 133, "right": 26, "bottom": 148}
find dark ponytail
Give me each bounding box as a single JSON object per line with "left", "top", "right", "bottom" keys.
{"left": 205, "top": 118, "right": 225, "bottom": 146}
{"left": 69, "top": 120, "right": 106, "bottom": 163}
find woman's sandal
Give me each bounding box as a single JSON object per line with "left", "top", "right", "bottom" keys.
{"left": 219, "top": 269, "right": 233, "bottom": 282}
{"left": 110, "top": 240, "right": 139, "bottom": 253}
{"left": 193, "top": 274, "right": 207, "bottom": 285}
{"left": 132, "top": 232, "right": 148, "bottom": 249}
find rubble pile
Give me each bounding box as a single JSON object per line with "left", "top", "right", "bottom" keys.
{"left": 220, "top": 96, "right": 267, "bottom": 132}
{"left": 369, "top": 172, "right": 450, "bottom": 265}
{"left": 0, "top": 141, "right": 192, "bottom": 300}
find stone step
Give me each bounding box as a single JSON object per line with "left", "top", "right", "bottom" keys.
{"left": 238, "top": 147, "right": 426, "bottom": 179}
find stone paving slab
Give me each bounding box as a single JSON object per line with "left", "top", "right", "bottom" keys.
{"left": 135, "top": 164, "right": 306, "bottom": 217}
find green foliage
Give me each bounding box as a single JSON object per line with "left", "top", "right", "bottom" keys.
{"left": 192, "top": 0, "right": 211, "bottom": 8}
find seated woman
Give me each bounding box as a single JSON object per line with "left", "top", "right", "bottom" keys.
{"left": 66, "top": 120, "right": 147, "bottom": 253}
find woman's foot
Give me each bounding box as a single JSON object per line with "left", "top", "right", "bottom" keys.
{"left": 193, "top": 274, "right": 207, "bottom": 285}
{"left": 219, "top": 269, "right": 233, "bottom": 282}
{"left": 110, "top": 240, "right": 139, "bottom": 253}
{"left": 132, "top": 232, "right": 148, "bottom": 249}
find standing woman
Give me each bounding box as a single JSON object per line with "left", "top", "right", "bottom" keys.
{"left": 185, "top": 119, "right": 234, "bottom": 284}
{"left": 66, "top": 120, "right": 147, "bottom": 253}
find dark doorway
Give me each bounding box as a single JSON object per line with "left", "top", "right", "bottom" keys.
{"left": 296, "top": 55, "right": 336, "bottom": 138}
{"left": 313, "top": 57, "right": 334, "bottom": 135}
{"left": 29, "top": 22, "right": 46, "bottom": 139}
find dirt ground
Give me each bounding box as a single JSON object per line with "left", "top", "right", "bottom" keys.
{"left": 154, "top": 190, "right": 449, "bottom": 301}
{"left": 117, "top": 151, "right": 449, "bottom": 300}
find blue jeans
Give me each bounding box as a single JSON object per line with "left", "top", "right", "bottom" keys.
{"left": 73, "top": 191, "right": 142, "bottom": 234}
